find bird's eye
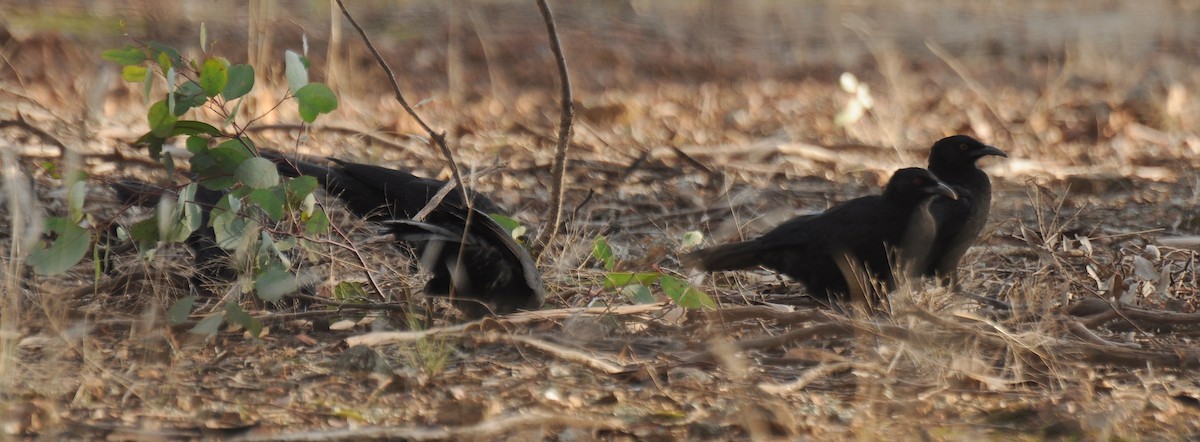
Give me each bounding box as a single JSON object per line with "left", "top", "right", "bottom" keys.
{"left": 959, "top": 144, "right": 968, "bottom": 150}
{"left": 913, "top": 178, "right": 922, "bottom": 186}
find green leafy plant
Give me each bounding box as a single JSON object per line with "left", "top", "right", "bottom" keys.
{"left": 591, "top": 234, "right": 716, "bottom": 310}
{"left": 26, "top": 35, "right": 343, "bottom": 336}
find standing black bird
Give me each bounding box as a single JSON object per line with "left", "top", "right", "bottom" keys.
{"left": 682, "top": 168, "right": 957, "bottom": 302}
{"left": 262, "top": 150, "right": 544, "bottom": 315}
{"left": 924, "top": 135, "right": 1008, "bottom": 284}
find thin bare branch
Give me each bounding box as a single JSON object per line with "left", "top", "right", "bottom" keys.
{"left": 529, "top": 0, "right": 575, "bottom": 258}
{"left": 333, "top": 0, "right": 469, "bottom": 205}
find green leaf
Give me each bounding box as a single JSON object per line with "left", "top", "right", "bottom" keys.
{"left": 680, "top": 231, "right": 704, "bottom": 249}
{"left": 199, "top": 22, "right": 207, "bottom": 51}
{"left": 101, "top": 45, "right": 146, "bottom": 66}
{"left": 141, "top": 65, "right": 153, "bottom": 104}
{"left": 192, "top": 139, "right": 254, "bottom": 189}
{"left": 620, "top": 284, "right": 656, "bottom": 304}
{"left": 147, "top": 99, "right": 178, "bottom": 138}
{"left": 121, "top": 65, "right": 148, "bottom": 82}
{"left": 255, "top": 265, "right": 297, "bottom": 302}
{"left": 225, "top": 303, "right": 263, "bottom": 337}
{"left": 247, "top": 188, "right": 285, "bottom": 221}
{"left": 284, "top": 50, "right": 308, "bottom": 92}
{"left": 166, "top": 67, "right": 176, "bottom": 115}
{"left": 284, "top": 175, "right": 318, "bottom": 205}
{"left": 163, "top": 151, "right": 176, "bottom": 176}
{"left": 211, "top": 193, "right": 248, "bottom": 250}
{"left": 304, "top": 208, "right": 329, "bottom": 235}
{"left": 167, "top": 295, "right": 197, "bottom": 325}
{"left": 489, "top": 214, "right": 527, "bottom": 241}
{"left": 490, "top": 214, "right": 520, "bottom": 233}
{"left": 301, "top": 193, "right": 317, "bottom": 217}
{"left": 334, "top": 281, "right": 368, "bottom": 301}
{"left": 603, "top": 272, "right": 660, "bottom": 290}
{"left": 148, "top": 41, "right": 182, "bottom": 72}
{"left": 198, "top": 58, "right": 228, "bottom": 97}
{"left": 174, "top": 120, "right": 221, "bottom": 138}
{"left": 255, "top": 230, "right": 279, "bottom": 269}
{"left": 38, "top": 162, "right": 59, "bottom": 178}
{"left": 236, "top": 157, "right": 280, "bottom": 190}
{"left": 190, "top": 313, "right": 225, "bottom": 336}
{"left": 66, "top": 176, "right": 87, "bottom": 223}
{"left": 224, "top": 97, "right": 242, "bottom": 128}
{"left": 660, "top": 275, "right": 716, "bottom": 310}
{"left": 294, "top": 83, "right": 338, "bottom": 123}
{"left": 222, "top": 64, "right": 255, "bottom": 100}
{"left": 185, "top": 135, "right": 210, "bottom": 154}
{"left": 27, "top": 218, "right": 90, "bottom": 275}
{"left": 592, "top": 235, "right": 615, "bottom": 271}
{"left": 159, "top": 184, "right": 201, "bottom": 243}
{"left": 173, "top": 81, "right": 207, "bottom": 116}
{"left": 133, "top": 121, "right": 219, "bottom": 159}
{"left": 129, "top": 217, "right": 160, "bottom": 251}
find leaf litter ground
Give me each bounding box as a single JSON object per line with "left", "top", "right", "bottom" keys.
{"left": 2, "top": 2, "right": 1200, "bottom": 440}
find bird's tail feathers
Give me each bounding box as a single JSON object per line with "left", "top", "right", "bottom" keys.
{"left": 383, "top": 219, "right": 466, "bottom": 244}
{"left": 259, "top": 149, "right": 338, "bottom": 182}
{"left": 111, "top": 179, "right": 168, "bottom": 207}
{"left": 681, "top": 240, "right": 765, "bottom": 271}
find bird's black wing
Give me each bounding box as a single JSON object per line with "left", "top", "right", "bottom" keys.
{"left": 386, "top": 205, "right": 545, "bottom": 314}
{"left": 331, "top": 159, "right": 504, "bottom": 217}
{"left": 928, "top": 184, "right": 974, "bottom": 241}
{"left": 263, "top": 150, "right": 541, "bottom": 314}
{"left": 757, "top": 195, "right": 889, "bottom": 251}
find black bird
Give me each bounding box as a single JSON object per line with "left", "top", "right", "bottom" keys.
{"left": 262, "top": 150, "right": 544, "bottom": 316}
{"left": 260, "top": 151, "right": 504, "bottom": 221}
{"left": 111, "top": 179, "right": 235, "bottom": 290}
{"left": 682, "top": 168, "right": 957, "bottom": 302}
{"left": 924, "top": 135, "right": 1007, "bottom": 284}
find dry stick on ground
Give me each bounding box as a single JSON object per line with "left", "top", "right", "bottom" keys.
{"left": 0, "top": 113, "right": 68, "bottom": 155}
{"left": 529, "top": 0, "right": 576, "bottom": 258}
{"left": 231, "top": 412, "right": 625, "bottom": 442}
{"left": 705, "top": 305, "right": 828, "bottom": 325}
{"left": 478, "top": 333, "right": 629, "bottom": 374}
{"left": 345, "top": 303, "right": 667, "bottom": 347}
{"left": 757, "top": 361, "right": 862, "bottom": 394}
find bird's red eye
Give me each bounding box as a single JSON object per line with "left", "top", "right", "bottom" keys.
{"left": 959, "top": 144, "right": 968, "bottom": 150}
{"left": 913, "top": 178, "right": 922, "bottom": 186}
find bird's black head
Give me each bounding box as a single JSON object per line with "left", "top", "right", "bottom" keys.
{"left": 885, "top": 167, "right": 958, "bottom": 203}
{"left": 928, "top": 135, "right": 1007, "bottom": 172}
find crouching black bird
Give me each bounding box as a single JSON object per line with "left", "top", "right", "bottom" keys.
{"left": 682, "top": 168, "right": 957, "bottom": 303}
{"left": 111, "top": 179, "right": 235, "bottom": 289}
{"left": 924, "top": 135, "right": 1007, "bottom": 284}
{"left": 261, "top": 150, "right": 544, "bottom": 316}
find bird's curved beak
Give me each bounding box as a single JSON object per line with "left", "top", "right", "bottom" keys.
{"left": 976, "top": 145, "right": 1008, "bottom": 158}
{"left": 929, "top": 182, "right": 958, "bottom": 200}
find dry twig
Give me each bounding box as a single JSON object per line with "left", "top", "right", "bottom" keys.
{"left": 0, "top": 113, "right": 68, "bottom": 154}
{"left": 231, "top": 412, "right": 625, "bottom": 442}
{"left": 757, "top": 361, "right": 860, "bottom": 394}
{"left": 529, "top": 0, "right": 575, "bottom": 258}
{"left": 485, "top": 333, "right": 629, "bottom": 374}
{"left": 333, "top": 0, "right": 468, "bottom": 204}
{"left": 345, "top": 303, "right": 668, "bottom": 347}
